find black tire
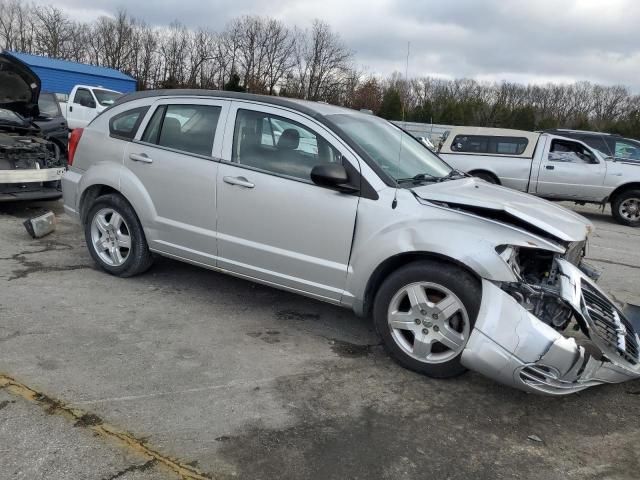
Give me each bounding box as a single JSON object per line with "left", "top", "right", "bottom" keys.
{"left": 611, "top": 189, "right": 640, "bottom": 227}
{"left": 373, "top": 260, "right": 481, "bottom": 378}
{"left": 84, "top": 193, "right": 154, "bottom": 277}
{"left": 471, "top": 171, "right": 499, "bottom": 184}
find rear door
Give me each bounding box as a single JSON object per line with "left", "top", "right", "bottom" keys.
{"left": 535, "top": 137, "right": 607, "bottom": 200}
{"left": 124, "top": 98, "right": 230, "bottom": 265}
{"left": 215, "top": 102, "right": 360, "bottom": 301}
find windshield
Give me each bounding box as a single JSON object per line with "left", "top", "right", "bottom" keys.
{"left": 38, "top": 93, "right": 61, "bottom": 117}
{"left": 0, "top": 108, "right": 26, "bottom": 125}
{"left": 328, "top": 113, "right": 452, "bottom": 182}
{"left": 93, "top": 89, "right": 122, "bottom": 107}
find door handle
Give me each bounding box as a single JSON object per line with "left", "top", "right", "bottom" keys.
{"left": 545, "top": 165, "right": 555, "bottom": 170}
{"left": 129, "top": 153, "right": 153, "bottom": 164}
{"left": 223, "top": 176, "right": 255, "bottom": 188}
{"left": 69, "top": 105, "right": 73, "bottom": 112}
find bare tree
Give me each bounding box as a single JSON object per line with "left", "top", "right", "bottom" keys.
{"left": 32, "top": 4, "right": 74, "bottom": 58}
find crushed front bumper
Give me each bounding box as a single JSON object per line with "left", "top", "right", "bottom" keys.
{"left": 461, "top": 261, "right": 640, "bottom": 395}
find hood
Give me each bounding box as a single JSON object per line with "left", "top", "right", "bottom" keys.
{"left": 0, "top": 51, "right": 40, "bottom": 118}
{"left": 412, "top": 177, "right": 592, "bottom": 243}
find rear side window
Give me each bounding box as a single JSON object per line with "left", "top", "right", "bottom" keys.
{"left": 141, "top": 104, "right": 221, "bottom": 157}
{"left": 451, "top": 135, "right": 528, "bottom": 155}
{"left": 109, "top": 106, "right": 149, "bottom": 141}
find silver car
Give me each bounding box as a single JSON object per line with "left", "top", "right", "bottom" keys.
{"left": 62, "top": 91, "right": 640, "bottom": 395}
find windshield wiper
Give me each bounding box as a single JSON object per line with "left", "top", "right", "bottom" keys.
{"left": 438, "top": 169, "right": 467, "bottom": 181}
{"left": 397, "top": 173, "right": 440, "bottom": 184}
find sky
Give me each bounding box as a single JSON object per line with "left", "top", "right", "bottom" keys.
{"left": 39, "top": 0, "right": 640, "bottom": 90}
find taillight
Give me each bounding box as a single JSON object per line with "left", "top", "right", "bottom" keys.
{"left": 67, "top": 128, "right": 84, "bottom": 166}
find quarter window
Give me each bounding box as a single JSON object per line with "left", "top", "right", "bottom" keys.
{"left": 451, "top": 135, "right": 528, "bottom": 155}
{"left": 232, "top": 109, "right": 341, "bottom": 181}
{"left": 141, "top": 104, "right": 222, "bottom": 157}
{"left": 109, "top": 106, "right": 149, "bottom": 141}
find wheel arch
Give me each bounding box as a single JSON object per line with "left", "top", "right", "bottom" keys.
{"left": 360, "top": 251, "right": 482, "bottom": 318}
{"left": 468, "top": 170, "right": 501, "bottom": 184}
{"left": 79, "top": 184, "right": 120, "bottom": 224}
{"left": 607, "top": 182, "right": 640, "bottom": 204}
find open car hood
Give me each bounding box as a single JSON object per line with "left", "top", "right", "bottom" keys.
{"left": 0, "top": 51, "right": 40, "bottom": 118}
{"left": 412, "top": 177, "right": 592, "bottom": 242}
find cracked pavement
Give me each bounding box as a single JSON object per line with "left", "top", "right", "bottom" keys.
{"left": 1, "top": 199, "right": 639, "bottom": 480}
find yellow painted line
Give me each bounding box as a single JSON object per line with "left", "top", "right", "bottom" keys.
{"left": 0, "top": 374, "right": 213, "bottom": 480}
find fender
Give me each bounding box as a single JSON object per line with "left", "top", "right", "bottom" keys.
{"left": 77, "top": 162, "right": 123, "bottom": 214}
{"left": 344, "top": 188, "right": 565, "bottom": 312}
{"left": 118, "top": 165, "right": 159, "bottom": 234}
{"left": 77, "top": 163, "right": 159, "bottom": 239}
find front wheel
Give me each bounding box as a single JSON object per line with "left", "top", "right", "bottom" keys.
{"left": 612, "top": 190, "right": 640, "bottom": 227}
{"left": 373, "top": 261, "right": 481, "bottom": 378}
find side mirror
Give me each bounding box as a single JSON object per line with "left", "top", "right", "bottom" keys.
{"left": 310, "top": 164, "right": 357, "bottom": 192}
{"left": 87, "top": 100, "right": 96, "bottom": 109}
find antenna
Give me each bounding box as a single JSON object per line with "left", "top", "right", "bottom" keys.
{"left": 392, "top": 41, "right": 410, "bottom": 210}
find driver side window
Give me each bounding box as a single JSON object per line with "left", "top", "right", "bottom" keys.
{"left": 548, "top": 140, "right": 595, "bottom": 164}
{"left": 232, "top": 109, "right": 342, "bottom": 181}
{"left": 73, "top": 89, "right": 94, "bottom": 108}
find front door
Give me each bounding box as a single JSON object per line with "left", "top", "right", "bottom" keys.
{"left": 216, "top": 103, "right": 360, "bottom": 301}
{"left": 124, "top": 99, "right": 229, "bottom": 265}
{"left": 69, "top": 88, "right": 96, "bottom": 128}
{"left": 536, "top": 137, "right": 607, "bottom": 201}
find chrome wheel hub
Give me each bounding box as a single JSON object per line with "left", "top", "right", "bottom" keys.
{"left": 620, "top": 198, "right": 640, "bottom": 221}
{"left": 387, "top": 282, "right": 470, "bottom": 364}
{"left": 90, "top": 208, "right": 131, "bottom": 267}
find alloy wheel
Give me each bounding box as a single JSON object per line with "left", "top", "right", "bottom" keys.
{"left": 619, "top": 198, "right": 640, "bottom": 222}
{"left": 387, "top": 282, "right": 470, "bottom": 364}
{"left": 90, "top": 208, "right": 132, "bottom": 267}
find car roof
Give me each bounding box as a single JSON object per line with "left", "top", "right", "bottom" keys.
{"left": 110, "top": 89, "right": 394, "bottom": 187}
{"left": 543, "top": 128, "right": 617, "bottom": 137}
{"left": 112, "top": 89, "right": 356, "bottom": 119}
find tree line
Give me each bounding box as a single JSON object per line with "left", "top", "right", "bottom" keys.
{"left": 1, "top": 0, "right": 639, "bottom": 138}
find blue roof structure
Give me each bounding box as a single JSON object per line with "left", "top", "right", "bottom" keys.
{"left": 8, "top": 51, "right": 137, "bottom": 95}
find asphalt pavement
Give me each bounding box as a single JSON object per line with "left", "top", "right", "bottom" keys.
{"left": 1, "top": 199, "right": 639, "bottom": 480}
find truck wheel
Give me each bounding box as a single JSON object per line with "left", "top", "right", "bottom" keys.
{"left": 612, "top": 190, "right": 640, "bottom": 227}
{"left": 84, "top": 193, "right": 154, "bottom": 277}
{"left": 471, "top": 171, "right": 499, "bottom": 184}
{"left": 373, "top": 260, "right": 481, "bottom": 378}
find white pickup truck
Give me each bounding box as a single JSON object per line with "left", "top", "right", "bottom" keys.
{"left": 439, "top": 127, "right": 640, "bottom": 226}
{"left": 60, "top": 85, "right": 122, "bottom": 129}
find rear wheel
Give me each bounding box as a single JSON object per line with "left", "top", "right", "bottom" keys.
{"left": 84, "top": 193, "right": 154, "bottom": 277}
{"left": 612, "top": 189, "right": 640, "bottom": 227}
{"left": 373, "top": 260, "right": 481, "bottom": 378}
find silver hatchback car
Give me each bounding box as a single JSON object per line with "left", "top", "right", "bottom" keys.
{"left": 62, "top": 90, "right": 640, "bottom": 395}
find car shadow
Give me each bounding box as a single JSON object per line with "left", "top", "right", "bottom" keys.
{"left": 0, "top": 199, "right": 65, "bottom": 218}
{"left": 145, "top": 254, "right": 378, "bottom": 345}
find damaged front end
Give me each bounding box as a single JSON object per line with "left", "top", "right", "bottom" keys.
{"left": 0, "top": 128, "right": 65, "bottom": 201}
{"left": 461, "top": 243, "right": 640, "bottom": 395}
